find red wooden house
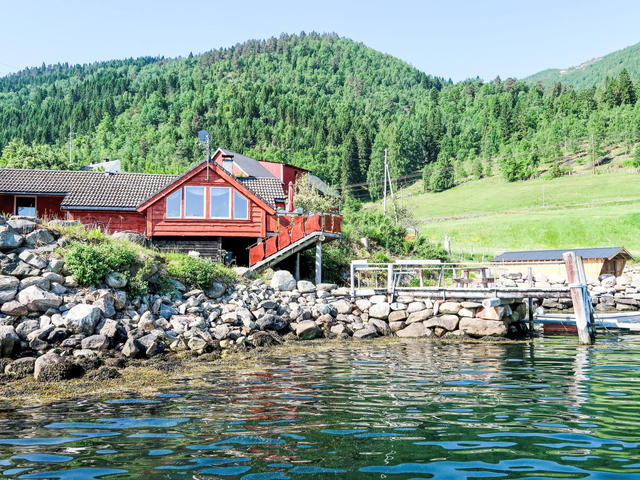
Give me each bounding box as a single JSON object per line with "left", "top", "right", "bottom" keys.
{"left": 0, "top": 149, "right": 340, "bottom": 270}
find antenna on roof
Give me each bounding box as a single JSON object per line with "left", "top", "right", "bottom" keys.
{"left": 198, "top": 130, "right": 210, "bottom": 181}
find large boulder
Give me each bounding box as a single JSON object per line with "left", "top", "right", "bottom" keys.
{"left": 64, "top": 304, "right": 102, "bottom": 335}
{"left": 18, "top": 250, "right": 48, "bottom": 269}
{"left": 7, "top": 218, "right": 37, "bottom": 234}
{"left": 25, "top": 229, "right": 55, "bottom": 247}
{"left": 5, "top": 357, "right": 36, "bottom": 378}
{"left": 297, "top": 280, "right": 316, "bottom": 293}
{"left": 270, "top": 270, "right": 296, "bottom": 291}
{"left": 459, "top": 317, "right": 507, "bottom": 337}
{"left": 424, "top": 314, "right": 459, "bottom": 331}
{"left": 296, "top": 320, "right": 321, "bottom": 340}
{"left": 17, "top": 285, "right": 62, "bottom": 312}
{"left": 369, "top": 302, "right": 391, "bottom": 319}
{"left": 0, "top": 325, "right": 19, "bottom": 356}
{"left": 0, "top": 225, "right": 23, "bottom": 251}
{"left": 406, "top": 309, "right": 433, "bottom": 324}
{"left": 438, "top": 302, "right": 462, "bottom": 315}
{"left": 369, "top": 318, "right": 391, "bottom": 336}
{"left": 396, "top": 322, "right": 427, "bottom": 337}
{"left": 353, "top": 326, "right": 378, "bottom": 339}
{"left": 0, "top": 274, "right": 19, "bottom": 290}
{"left": 34, "top": 352, "right": 79, "bottom": 381}
{"left": 475, "top": 306, "right": 505, "bottom": 321}
{"left": 331, "top": 299, "right": 353, "bottom": 315}
{"left": 81, "top": 334, "right": 109, "bottom": 350}
{"left": 1, "top": 300, "right": 28, "bottom": 316}
{"left": 122, "top": 338, "right": 143, "bottom": 358}
{"left": 256, "top": 314, "right": 288, "bottom": 331}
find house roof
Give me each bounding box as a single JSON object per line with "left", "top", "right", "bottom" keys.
{"left": 218, "top": 148, "right": 277, "bottom": 178}
{"left": 492, "top": 247, "right": 634, "bottom": 263}
{"left": 236, "top": 177, "right": 285, "bottom": 208}
{"left": 0, "top": 168, "right": 179, "bottom": 211}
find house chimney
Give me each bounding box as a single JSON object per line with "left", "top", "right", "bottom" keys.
{"left": 222, "top": 156, "right": 233, "bottom": 174}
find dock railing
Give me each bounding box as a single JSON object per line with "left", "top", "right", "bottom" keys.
{"left": 350, "top": 259, "right": 568, "bottom": 301}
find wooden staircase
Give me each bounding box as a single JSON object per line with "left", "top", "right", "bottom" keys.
{"left": 247, "top": 213, "right": 341, "bottom": 273}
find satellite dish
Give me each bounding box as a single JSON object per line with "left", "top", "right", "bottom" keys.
{"left": 198, "top": 129, "right": 210, "bottom": 143}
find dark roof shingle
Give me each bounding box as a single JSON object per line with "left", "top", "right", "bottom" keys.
{"left": 237, "top": 177, "right": 285, "bottom": 208}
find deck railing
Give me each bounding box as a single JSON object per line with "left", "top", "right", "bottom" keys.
{"left": 249, "top": 213, "right": 341, "bottom": 266}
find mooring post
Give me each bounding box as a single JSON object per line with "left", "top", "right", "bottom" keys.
{"left": 315, "top": 240, "right": 322, "bottom": 285}
{"left": 562, "top": 251, "right": 595, "bottom": 344}
{"left": 528, "top": 297, "right": 534, "bottom": 337}
{"left": 387, "top": 262, "right": 394, "bottom": 302}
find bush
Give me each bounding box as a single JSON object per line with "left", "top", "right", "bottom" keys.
{"left": 64, "top": 241, "right": 137, "bottom": 287}
{"left": 164, "top": 253, "right": 234, "bottom": 290}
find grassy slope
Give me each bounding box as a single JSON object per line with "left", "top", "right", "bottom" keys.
{"left": 385, "top": 171, "right": 640, "bottom": 257}
{"left": 523, "top": 41, "right": 640, "bottom": 88}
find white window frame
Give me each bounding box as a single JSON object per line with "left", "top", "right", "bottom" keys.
{"left": 233, "top": 190, "right": 249, "bottom": 220}
{"left": 183, "top": 186, "right": 206, "bottom": 219}
{"left": 210, "top": 187, "right": 231, "bottom": 219}
{"left": 165, "top": 188, "right": 182, "bottom": 219}
{"left": 14, "top": 195, "right": 37, "bottom": 217}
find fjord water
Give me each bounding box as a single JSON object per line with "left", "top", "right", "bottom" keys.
{"left": 2, "top": 338, "right": 640, "bottom": 479}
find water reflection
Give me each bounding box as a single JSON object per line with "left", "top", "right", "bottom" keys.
{"left": 1, "top": 337, "right": 640, "bottom": 478}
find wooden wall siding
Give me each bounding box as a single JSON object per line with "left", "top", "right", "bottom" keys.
{"left": 0, "top": 194, "right": 65, "bottom": 218}
{"left": 146, "top": 168, "right": 266, "bottom": 238}
{"left": 0, "top": 194, "right": 14, "bottom": 215}
{"left": 67, "top": 210, "right": 146, "bottom": 234}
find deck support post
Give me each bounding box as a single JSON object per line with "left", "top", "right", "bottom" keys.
{"left": 563, "top": 252, "right": 595, "bottom": 345}
{"left": 387, "top": 263, "right": 394, "bottom": 302}
{"left": 350, "top": 261, "right": 355, "bottom": 301}
{"left": 528, "top": 297, "right": 534, "bottom": 337}
{"left": 315, "top": 240, "right": 322, "bottom": 285}
{"left": 295, "top": 253, "right": 301, "bottom": 281}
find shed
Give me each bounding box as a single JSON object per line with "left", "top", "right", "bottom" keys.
{"left": 491, "top": 247, "right": 634, "bottom": 280}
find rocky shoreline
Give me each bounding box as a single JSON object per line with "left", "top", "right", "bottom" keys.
{"left": 0, "top": 217, "right": 535, "bottom": 384}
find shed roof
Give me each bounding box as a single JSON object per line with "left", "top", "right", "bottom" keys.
{"left": 492, "top": 247, "right": 634, "bottom": 262}
{"left": 0, "top": 168, "right": 179, "bottom": 211}
{"left": 218, "top": 149, "right": 277, "bottom": 178}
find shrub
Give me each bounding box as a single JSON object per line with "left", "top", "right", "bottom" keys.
{"left": 64, "top": 241, "right": 138, "bottom": 287}
{"left": 164, "top": 253, "right": 234, "bottom": 290}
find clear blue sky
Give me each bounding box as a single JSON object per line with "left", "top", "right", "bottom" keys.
{"left": 1, "top": 0, "right": 639, "bottom": 81}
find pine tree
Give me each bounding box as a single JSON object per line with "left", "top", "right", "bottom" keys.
{"left": 618, "top": 69, "right": 636, "bottom": 105}
{"left": 341, "top": 133, "right": 360, "bottom": 187}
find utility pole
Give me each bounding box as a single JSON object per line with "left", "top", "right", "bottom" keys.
{"left": 69, "top": 122, "right": 73, "bottom": 167}
{"left": 592, "top": 133, "right": 596, "bottom": 175}
{"left": 383, "top": 148, "right": 388, "bottom": 216}
{"left": 387, "top": 159, "right": 398, "bottom": 224}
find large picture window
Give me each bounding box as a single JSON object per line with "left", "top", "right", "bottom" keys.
{"left": 233, "top": 191, "right": 249, "bottom": 219}
{"left": 166, "top": 189, "right": 182, "bottom": 218}
{"left": 210, "top": 187, "right": 231, "bottom": 218}
{"left": 184, "top": 186, "right": 205, "bottom": 218}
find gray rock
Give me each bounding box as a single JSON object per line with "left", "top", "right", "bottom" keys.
{"left": 5, "top": 357, "right": 36, "bottom": 378}
{"left": 331, "top": 299, "right": 352, "bottom": 315}
{"left": 0, "top": 254, "right": 38, "bottom": 277}
{"left": 297, "top": 280, "right": 316, "bottom": 293}
{"left": 15, "top": 319, "right": 40, "bottom": 340}
{"left": 25, "top": 229, "right": 55, "bottom": 247}
{"left": 316, "top": 283, "right": 337, "bottom": 291}
{"left": 213, "top": 324, "right": 231, "bottom": 340}
{"left": 81, "top": 334, "right": 109, "bottom": 350}
{"left": 47, "top": 328, "right": 68, "bottom": 344}
{"left": 271, "top": 270, "right": 296, "bottom": 291}
{"left": 1, "top": 300, "right": 28, "bottom": 316}
{"left": 0, "top": 287, "right": 17, "bottom": 302}
{"left": 47, "top": 258, "right": 64, "bottom": 273}
{"left": 7, "top": 218, "right": 37, "bottom": 234}
{"left": 18, "top": 250, "right": 48, "bottom": 270}
{"left": 355, "top": 299, "right": 372, "bottom": 312}
{"left": 113, "top": 290, "right": 127, "bottom": 310}
{"left": 94, "top": 298, "right": 115, "bottom": 318}
{"left": 369, "top": 302, "right": 390, "bottom": 319}
{"left": 138, "top": 334, "right": 160, "bottom": 356}
{"left": 396, "top": 322, "right": 427, "bottom": 337}
{"left": 388, "top": 310, "right": 408, "bottom": 322}
{"left": 106, "top": 272, "right": 127, "bottom": 289}
{"left": 256, "top": 314, "right": 288, "bottom": 331}
{"left": 64, "top": 304, "right": 102, "bottom": 335}
{"left": 41, "top": 272, "right": 64, "bottom": 284}
{"left": 205, "top": 281, "right": 225, "bottom": 299}
{"left": 407, "top": 301, "right": 425, "bottom": 313}
{"left": 0, "top": 274, "right": 19, "bottom": 290}
{"left": 369, "top": 318, "right": 391, "bottom": 336}
{"left": 353, "top": 326, "right": 378, "bottom": 339}
{"left": 17, "top": 285, "right": 62, "bottom": 311}
{"left": 438, "top": 302, "right": 462, "bottom": 315}
{"left": 188, "top": 335, "right": 209, "bottom": 354}
{"left": 112, "top": 231, "right": 146, "bottom": 244}
{"left": 0, "top": 225, "right": 24, "bottom": 250}
{"left": 330, "top": 323, "right": 351, "bottom": 335}
{"left": 458, "top": 317, "right": 507, "bottom": 337}
{"left": 296, "top": 320, "right": 321, "bottom": 340}
{"left": 34, "top": 352, "right": 78, "bottom": 381}
{"left": 406, "top": 309, "right": 433, "bottom": 324}
{"left": 389, "top": 321, "right": 406, "bottom": 332}
{"left": 122, "top": 338, "right": 143, "bottom": 358}
{"left": 424, "top": 314, "right": 459, "bottom": 331}
{"left": 0, "top": 325, "right": 19, "bottom": 356}
{"left": 19, "top": 276, "right": 50, "bottom": 291}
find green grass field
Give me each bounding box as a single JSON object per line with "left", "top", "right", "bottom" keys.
{"left": 377, "top": 170, "right": 640, "bottom": 257}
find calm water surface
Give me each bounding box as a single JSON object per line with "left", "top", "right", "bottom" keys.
{"left": 2, "top": 337, "right": 640, "bottom": 479}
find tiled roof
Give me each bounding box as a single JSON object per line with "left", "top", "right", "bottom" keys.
{"left": 237, "top": 177, "right": 285, "bottom": 208}
{"left": 492, "top": 247, "right": 634, "bottom": 262}
{"left": 0, "top": 168, "right": 179, "bottom": 210}
{"left": 219, "top": 149, "right": 277, "bottom": 178}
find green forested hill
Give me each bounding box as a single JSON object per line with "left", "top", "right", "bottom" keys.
{"left": 524, "top": 41, "right": 640, "bottom": 89}
{"left": 2, "top": 33, "right": 640, "bottom": 193}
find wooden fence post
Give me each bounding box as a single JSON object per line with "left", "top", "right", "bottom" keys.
{"left": 563, "top": 251, "right": 595, "bottom": 344}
